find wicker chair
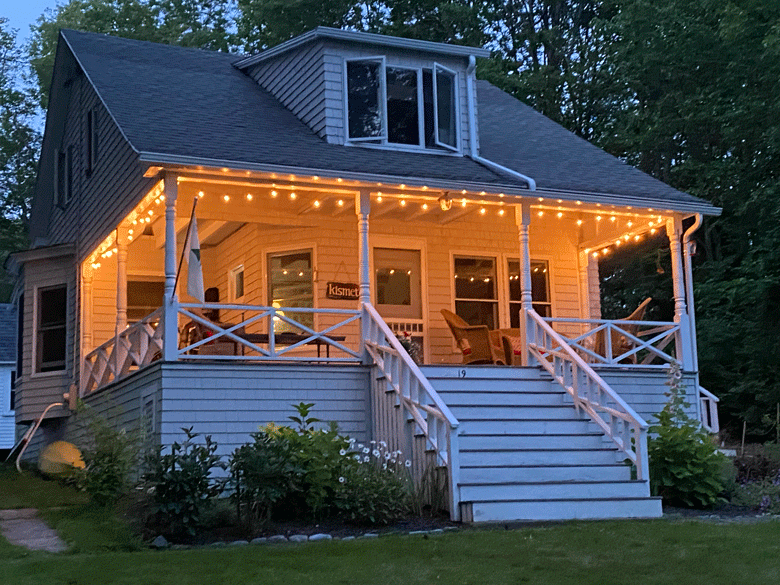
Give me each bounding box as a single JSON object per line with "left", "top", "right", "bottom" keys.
{"left": 594, "top": 297, "right": 652, "bottom": 363}
{"left": 441, "top": 309, "right": 505, "bottom": 365}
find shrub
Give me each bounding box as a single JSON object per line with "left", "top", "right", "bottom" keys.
{"left": 333, "top": 440, "right": 411, "bottom": 525}
{"left": 648, "top": 363, "right": 726, "bottom": 508}
{"left": 732, "top": 475, "right": 780, "bottom": 514}
{"left": 142, "top": 427, "right": 226, "bottom": 537}
{"left": 71, "top": 405, "right": 138, "bottom": 506}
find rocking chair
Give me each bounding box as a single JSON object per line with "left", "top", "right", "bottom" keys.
{"left": 441, "top": 309, "right": 505, "bottom": 365}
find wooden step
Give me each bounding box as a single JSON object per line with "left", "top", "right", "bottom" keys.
{"left": 460, "top": 447, "right": 623, "bottom": 467}
{"left": 436, "top": 391, "right": 568, "bottom": 407}
{"left": 462, "top": 497, "right": 663, "bottom": 523}
{"left": 459, "top": 463, "right": 632, "bottom": 483}
{"left": 456, "top": 418, "right": 594, "bottom": 434}
{"left": 459, "top": 480, "right": 650, "bottom": 502}
{"left": 459, "top": 432, "right": 605, "bottom": 450}
{"left": 449, "top": 404, "right": 586, "bottom": 420}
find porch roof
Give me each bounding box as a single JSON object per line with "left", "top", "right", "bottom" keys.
{"left": 61, "top": 29, "right": 719, "bottom": 216}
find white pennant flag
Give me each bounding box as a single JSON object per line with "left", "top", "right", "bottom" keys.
{"left": 186, "top": 216, "right": 205, "bottom": 302}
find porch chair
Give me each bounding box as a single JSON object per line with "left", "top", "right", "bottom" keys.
{"left": 594, "top": 297, "right": 652, "bottom": 364}
{"left": 440, "top": 309, "right": 506, "bottom": 365}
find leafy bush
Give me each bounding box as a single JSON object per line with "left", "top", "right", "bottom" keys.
{"left": 71, "top": 405, "right": 138, "bottom": 506}
{"left": 142, "top": 427, "right": 226, "bottom": 537}
{"left": 333, "top": 440, "right": 411, "bottom": 525}
{"left": 734, "top": 444, "right": 780, "bottom": 483}
{"left": 732, "top": 475, "right": 780, "bottom": 514}
{"left": 648, "top": 364, "right": 726, "bottom": 508}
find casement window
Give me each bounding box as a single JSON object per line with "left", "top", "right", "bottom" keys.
{"left": 453, "top": 256, "right": 498, "bottom": 329}
{"left": 345, "top": 58, "right": 459, "bottom": 151}
{"left": 86, "top": 108, "right": 98, "bottom": 175}
{"left": 127, "top": 279, "right": 165, "bottom": 323}
{"left": 267, "top": 250, "right": 313, "bottom": 333}
{"left": 507, "top": 259, "right": 552, "bottom": 327}
{"left": 229, "top": 265, "right": 245, "bottom": 301}
{"left": 36, "top": 285, "right": 67, "bottom": 373}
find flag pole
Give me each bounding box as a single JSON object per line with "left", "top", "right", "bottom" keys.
{"left": 173, "top": 196, "right": 199, "bottom": 295}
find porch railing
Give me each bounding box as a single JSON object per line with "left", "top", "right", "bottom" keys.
{"left": 362, "top": 302, "right": 462, "bottom": 521}
{"left": 699, "top": 386, "right": 720, "bottom": 434}
{"left": 177, "top": 303, "right": 362, "bottom": 362}
{"left": 81, "top": 308, "right": 164, "bottom": 396}
{"left": 527, "top": 309, "right": 649, "bottom": 480}
{"left": 542, "top": 316, "right": 681, "bottom": 367}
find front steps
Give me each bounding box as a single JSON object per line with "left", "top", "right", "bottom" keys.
{"left": 421, "top": 365, "right": 662, "bottom": 523}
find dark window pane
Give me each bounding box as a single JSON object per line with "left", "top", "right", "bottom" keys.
{"left": 37, "top": 286, "right": 67, "bottom": 372}
{"left": 454, "top": 257, "right": 496, "bottom": 300}
{"left": 531, "top": 261, "right": 550, "bottom": 303}
{"left": 423, "top": 70, "right": 435, "bottom": 147}
{"left": 455, "top": 301, "right": 497, "bottom": 330}
{"left": 39, "top": 287, "right": 66, "bottom": 326}
{"left": 127, "top": 280, "right": 165, "bottom": 321}
{"left": 386, "top": 68, "right": 419, "bottom": 145}
{"left": 268, "top": 251, "right": 313, "bottom": 333}
{"left": 235, "top": 269, "right": 244, "bottom": 299}
{"left": 347, "top": 61, "right": 382, "bottom": 139}
{"left": 436, "top": 68, "right": 457, "bottom": 148}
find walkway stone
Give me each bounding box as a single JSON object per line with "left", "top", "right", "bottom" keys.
{"left": 0, "top": 509, "right": 68, "bottom": 553}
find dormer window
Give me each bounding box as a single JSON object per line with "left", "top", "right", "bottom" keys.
{"left": 345, "top": 58, "right": 459, "bottom": 152}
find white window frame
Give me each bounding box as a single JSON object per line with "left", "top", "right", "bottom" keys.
{"left": 502, "top": 254, "right": 555, "bottom": 327}
{"left": 433, "top": 62, "right": 460, "bottom": 152}
{"left": 263, "top": 243, "right": 318, "bottom": 333}
{"left": 229, "top": 264, "right": 245, "bottom": 302}
{"left": 343, "top": 57, "right": 461, "bottom": 153}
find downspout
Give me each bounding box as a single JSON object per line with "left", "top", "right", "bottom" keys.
{"left": 682, "top": 214, "right": 703, "bottom": 373}
{"left": 466, "top": 56, "right": 536, "bottom": 191}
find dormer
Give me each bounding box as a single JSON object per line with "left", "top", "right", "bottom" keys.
{"left": 235, "top": 28, "right": 490, "bottom": 155}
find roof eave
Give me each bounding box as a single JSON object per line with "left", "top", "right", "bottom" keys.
{"left": 138, "top": 152, "right": 721, "bottom": 216}
{"left": 234, "top": 27, "right": 491, "bottom": 70}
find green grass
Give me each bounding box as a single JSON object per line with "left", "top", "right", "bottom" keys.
{"left": 0, "top": 521, "right": 779, "bottom": 584}
{"left": 2, "top": 465, "right": 780, "bottom": 584}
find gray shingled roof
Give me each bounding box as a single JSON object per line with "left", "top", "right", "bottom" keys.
{"left": 0, "top": 304, "right": 16, "bottom": 364}
{"left": 61, "top": 29, "right": 717, "bottom": 213}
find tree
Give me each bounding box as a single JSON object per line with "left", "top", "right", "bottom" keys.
{"left": 0, "top": 19, "right": 41, "bottom": 301}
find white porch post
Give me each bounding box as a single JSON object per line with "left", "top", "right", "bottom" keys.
{"left": 514, "top": 204, "right": 533, "bottom": 366}
{"left": 80, "top": 262, "right": 94, "bottom": 397}
{"left": 357, "top": 189, "right": 371, "bottom": 363}
{"left": 163, "top": 173, "right": 179, "bottom": 361}
{"left": 683, "top": 229, "right": 700, "bottom": 373}
{"left": 667, "top": 217, "right": 693, "bottom": 371}
{"left": 115, "top": 226, "right": 129, "bottom": 333}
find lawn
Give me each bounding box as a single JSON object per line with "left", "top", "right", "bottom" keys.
{"left": 2, "top": 466, "right": 779, "bottom": 585}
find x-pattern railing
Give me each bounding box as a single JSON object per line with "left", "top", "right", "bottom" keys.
{"left": 177, "top": 303, "right": 362, "bottom": 362}
{"left": 542, "top": 317, "right": 681, "bottom": 367}
{"left": 81, "top": 308, "right": 163, "bottom": 395}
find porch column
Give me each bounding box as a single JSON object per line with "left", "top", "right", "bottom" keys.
{"left": 514, "top": 204, "right": 533, "bottom": 366}
{"left": 163, "top": 173, "right": 179, "bottom": 361}
{"left": 115, "top": 226, "right": 129, "bottom": 333}
{"left": 356, "top": 189, "right": 371, "bottom": 363}
{"left": 80, "top": 262, "right": 94, "bottom": 398}
{"left": 666, "top": 217, "right": 693, "bottom": 371}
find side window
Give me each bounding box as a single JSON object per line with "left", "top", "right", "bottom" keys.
{"left": 507, "top": 259, "right": 551, "bottom": 326}
{"left": 36, "top": 285, "right": 67, "bottom": 373}
{"left": 453, "top": 256, "right": 498, "bottom": 329}
{"left": 86, "top": 108, "right": 98, "bottom": 175}
{"left": 346, "top": 59, "right": 384, "bottom": 141}
{"left": 127, "top": 279, "right": 165, "bottom": 323}
{"left": 267, "top": 250, "right": 313, "bottom": 333}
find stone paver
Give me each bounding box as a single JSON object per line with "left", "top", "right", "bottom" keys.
{"left": 0, "top": 508, "right": 68, "bottom": 553}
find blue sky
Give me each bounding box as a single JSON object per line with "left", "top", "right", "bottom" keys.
{"left": 2, "top": 0, "right": 56, "bottom": 42}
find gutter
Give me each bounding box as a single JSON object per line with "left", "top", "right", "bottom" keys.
{"left": 683, "top": 213, "right": 703, "bottom": 373}
{"left": 466, "top": 56, "right": 536, "bottom": 191}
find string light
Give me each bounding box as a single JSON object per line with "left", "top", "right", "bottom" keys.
{"left": 314, "top": 200, "right": 321, "bottom": 208}
{"left": 480, "top": 207, "right": 486, "bottom": 215}
{"left": 337, "top": 199, "right": 344, "bottom": 207}
{"left": 223, "top": 195, "right": 230, "bottom": 202}
{"left": 290, "top": 192, "right": 296, "bottom": 200}
{"left": 246, "top": 193, "right": 253, "bottom": 201}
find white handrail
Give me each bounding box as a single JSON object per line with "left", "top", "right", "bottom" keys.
{"left": 699, "top": 386, "right": 720, "bottom": 434}
{"left": 361, "top": 302, "right": 461, "bottom": 520}
{"left": 526, "top": 309, "right": 650, "bottom": 480}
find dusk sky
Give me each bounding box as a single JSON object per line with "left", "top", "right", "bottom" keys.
{"left": 2, "top": 0, "right": 56, "bottom": 41}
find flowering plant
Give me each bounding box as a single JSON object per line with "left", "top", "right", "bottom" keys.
{"left": 396, "top": 332, "right": 423, "bottom": 364}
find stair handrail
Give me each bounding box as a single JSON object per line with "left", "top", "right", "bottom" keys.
{"left": 526, "top": 308, "right": 650, "bottom": 481}
{"left": 361, "top": 302, "right": 461, "bottom": 519}
{"left": 699, "top": 386, "right": 720, "bottom": 434}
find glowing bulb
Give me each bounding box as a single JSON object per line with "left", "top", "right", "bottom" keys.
{"left": 461, "top": 189, "right": 467, "bottom": 194}
{"left": 537, "top": 211, "right": 544, "bottom": 217}
{"left": 483, "top": 278, "right": 490, "bottom": 283}
{"left": 314, "top": 200, "right": 321, "bottom": 208}
{"left": 596, "top": 215, "right": 602, "bottom": 221}
{"left": 624, "top": 235, "right": 630, "bottom": 241}
{"left": 538, "top": 197, "right": 543, "bottom": 202}
{"left": 469, "top": 277, "right": 475, "bottom": 282}
{"left": 400, "top": 200, "right": 406, "bottom": 207}
{"left": 422, "top": 186, "right": 428, "bottom": 191}
{"left": 377, "top": 196, "right": 383, "bottom": 203}
{"left": 223, "top": 195, "right": 230, "bottom": 202}
{"left": 290, "top": 192, "right": 297, "bottom": 200}
{"left": 627, "top": 221, "right": 633, "bottom": 227}
{"left": 480, "top": 207, "right": 486, "bottom": 215}
{"left": 298, "top": 271, "right": 304, "bottom": 276}
{"left": 635, "top": 235, "right": 641, "bottom": 241}
{"left": 337, "top": 178, "right": 343, "bottom": 183}
{"left": 577, "top": 219, "right": 583, "bottom": 226}
{"left": 557, "top": 212, "right": 563, "bottom": 218}
{"left": 422, "top": 203, "right": 428, "bottom": 210}
{"left": 271, "top": 190, "right": 278, "bottom": 197}
{"left": 282, "top": 270, "right": 287, "bottom": 275}
{"left": 389, "top": 269, "right": 395, "bottom": 274}
{"left": 128, "top": 229, "right": 133, "bottom": 235}
{"left": 602, "top": 249, "right": 609, "bottom": 255}
{"left": 461, "top": 198, "right": 467, "bottom": 207}
{"left": 198, "top": 191, "right": 205, "bottom": 198}
{"left": 337, "top": 199, "right": 344, "bottom": 207}
{"left": 649, "top": 221, "right": 654, "bottom": 226}
{"left": 592, "top": 252, "right": 599, "bottom": 258}
{"left": 651, "top": 228, "right": 657, "bottom": 234}
{"left": 246, "top": 193, "right": 253, "bottom": 201}
{"left": 498, "top": 209, "right": 505, "bottom": 216}
{"left": 610, "top": 216, "right": 616, "bottom": 222}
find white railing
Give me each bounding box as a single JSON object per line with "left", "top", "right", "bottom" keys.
{"left": 699, "top": 386, "right": 720, "bottom": 434}
{"left": 362, "top": 302, "right": 462, "bottom": 520}
{"left": 542, "top": 316, "right": 681, "bottom": 367}
{"left": 527, "top": 309, "right": 650, "bottom": 480}
{"left": 81, "top": 308, "right": 164, "bottom": 395}
{"left": 177, "top": 303, "right": 362, "bottom": 362}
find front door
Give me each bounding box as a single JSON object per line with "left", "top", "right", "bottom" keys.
{"left": 373, "top": 247, "right": 425, "bottom": 361}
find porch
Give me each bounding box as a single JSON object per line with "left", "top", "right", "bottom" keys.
{"left": 73, "top": 170, "right": 712, "bottom": 522}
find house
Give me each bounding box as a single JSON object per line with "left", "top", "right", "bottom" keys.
{"left": 9, "top": 27, "right": 721, "bottom": 522}
{"left": 0, "top": 304, "right": 16, "bottom": 453}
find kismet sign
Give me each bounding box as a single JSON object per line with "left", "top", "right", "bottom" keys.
{"left": 326, "top": 281, "right": 360, "bottom": 300}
